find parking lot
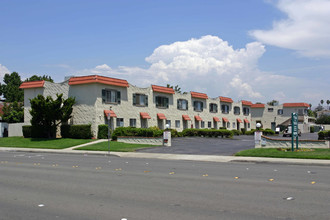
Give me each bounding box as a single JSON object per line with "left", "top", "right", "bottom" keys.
{"left": 138, "top": 133, "right": 319, "bottom": 156}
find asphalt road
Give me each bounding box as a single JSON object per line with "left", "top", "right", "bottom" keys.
{"left": 138, "top": 135, "right": 255, "bottom": 156}
{"left": 1, "top": 152, "right": 329, "bottom": 220}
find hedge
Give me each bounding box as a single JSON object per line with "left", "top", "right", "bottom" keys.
{"left": 111, "top": 127, "right": 163, "bottom": 141}
{"left": 318, "top": 130, "right": 330, "bottom": 140}
{"left": 61, "top": 124, "right": 92, "bottom": 139}
{"left": 98, "top": 124, "right": 110, "bottom": 139}
{"left": 22, "top": 125, "right": 32, "bottom": 138}
{"left": 245, "top": 129, "right": 275, "bottom": 136}
{"left": 181, "top": 129, "right": 233, "bottom": 138}
{"left": 22, "top": 125, "right": 56, "bottom": 138}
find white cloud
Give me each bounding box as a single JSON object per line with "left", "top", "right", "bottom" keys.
{"left": 0, "top": 64, "right": 10, "bottom": 82}
{"left": 250, "top": 0, "right": 330, "bottom": 57}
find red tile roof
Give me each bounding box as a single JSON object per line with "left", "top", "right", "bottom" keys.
{"left": 237, "top": 118, "right": 243, "bottom": 123}
{"left": 251, "top": 103, "right": 265, "bottom": 108}
{"left": 182, "top": 115, "right": 191, "bottom": 121}
{"left": 242, "top": 100, "right": 253, "bottom": 106}
{"left": 194, "top": 115, "right": 202, "bottom": 121}
{"left": 151, "top": 85, "right": 175, "bottom": 94}
{"left": 244, "top": 119, "right": 250, "bottom": 123}
{"left": 219, "top": 96, "right": 233, "bottom": 103}
{"left": 104, "top": 110, "right": 117, "bottom": 118}
{"left": 213, "top": 117, "right": 220, "bottom": 122}
{"left": 222, "top": 117, "right": 229, "bottom": 122}
{"left": 191, "top": 92, "right": 208, "bottom": 99}
{"left": 140, "top": 112, "right": 151, "bottom": 119}
{"left": 69, "top": 75, "right": 129, "bottom": 87}
{"left": 19, "top": 80, "right": 45, "bottom": 89}
{"left": 283, "top": 103, "right": 310, "bottom": 108}
{"left": 157, "top": 113, "right": 166, "bottom": 120}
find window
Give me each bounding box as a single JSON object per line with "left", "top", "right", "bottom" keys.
{"left": 227, "top": 122, "right": 230, "bottom": 128}
{"left": 102, "top": 89, "right": 121, "bottom": 104}
{"left": 208, "top": 121, "right": 212, "bottom": 128}
{"left": 194, "top": 101, "right": 203, "bottom": 112}
{"left": 116, "top": 118, "right": 124, "bottom": 127}
{"left": 248, "top": 123, "right": 250, "bottom": 128}
{"left": 209, "top": 103, "right": 218, "bottom": 113}
{"left": 201, "top": 121, "right": 205, "bottom": 128}
{"left": 156, "top": 96, "right": 169, "bottom": 108}
{"left": 304, "top": 109, "right": 308, "bottom": 115}
{"left": 175, "top": 120, "right": 180, "bottom": 128}
{"left": 177, "top": 99, "right": 188, "bottom": 110}
{"left": 221, "top": 104, "right": 230, "bottom": 114}
{"left": 234, "top": 107, "right": 240, "bottom": 115}
{"left": 233, "top": 122, "right": 236, "bottom": 128}
{"left": 277, "top": 109, "right": 283, "bottom": 115}
{"left": 133, "top": 94, "right": 148, "bottom": 106}
{"left": 129, "top": 118, "right": 136, "bottom": 127}
{"left": 268, "top": 108, "right": 274, "bottom": 112}
{"left": 243, "top": 107, "right": 250, "bottom": 115}
{"left": 166, "top": 120, "right": 171, "bottom": 128}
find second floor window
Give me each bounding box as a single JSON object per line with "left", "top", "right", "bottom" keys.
{"left": 234, "top": 107, "right": 240, "bottom": 115}
{"left": 277, "top": 109, "right": 283, "bottom": 115}
{"left": 102, "top": 89, "right": 121, "bottom": 104}
{"left": 243, "top": 107, "right": 250, "bottom": 115}
{"left": 221, "top": 104, "right": 230, "bottom": 114}
{"left": 133, "top": 94, "right": 148, "bottom": 106}
{"left": 268, "top": 108, "right": 274, "bottom": 112}
{"left": 177, "top": 99, "right": 188, "bottom": 110}
{"left": 155, "top": 96, "right": 169, "bottom": 108}
{"left": 194, "top": 101, "right": 203, "bottom": 112}
{"left": 209, "top": 103, "right": 218, "bottom": 113}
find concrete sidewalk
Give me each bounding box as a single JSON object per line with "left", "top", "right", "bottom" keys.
{"left": 1, "top": 146, "right": 330, "bottom": 166}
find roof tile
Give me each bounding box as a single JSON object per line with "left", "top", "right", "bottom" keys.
{"left": 69, "top": 75, "right": 129, "bottom": 87}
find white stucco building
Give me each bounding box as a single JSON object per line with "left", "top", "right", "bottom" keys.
{"left": 19, "top": 75, "right": 312, "bottom": 137}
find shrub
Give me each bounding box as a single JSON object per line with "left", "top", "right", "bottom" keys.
{"left": 31, "top": 125, "right": 54, "bottom": 138}
{"left": 310, "top": 126, "right": 315, "bottom": 133}
{"left": 245, "top": 129, "right": 256, "bottom": 135}
{"left": 111, "top": 127, "right": 163, "bottom": 141}
{"left": 60, "top": 124, "right": 92, "bottom": 139}
{"left": 182, "top": 129, "right": 199, "bottom": 137}
{"left": 219, "top": 127, "right": 227, "bottom": 130}
{"left": 22, "top": 125, "right": 32, "bottom": 138}
{"left": 318, "top": 130, "right": 330, "bottom": 140}
{"left": 232, "top": 129, "right": 242, "bottom": 136}
{"left": 263, "top": 128, "right": 275, "bottom": 136}
{"left": 181, "top": 128, "right": 233, "bottom": 138}
{"left": 98, "top": 124, "right": 110, "bottom": 139}
{"left": 241, "top": 128, "right": 246, "bottom": 135}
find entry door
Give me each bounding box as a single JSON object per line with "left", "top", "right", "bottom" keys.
{"left": 237, "top": 122, "right": 240, "bottom": 130}
{"left": 183, "top": 120, "right": 188, "bottom": 130}
{"left": 271, "top": 122, "right": 276, "bottom": 131}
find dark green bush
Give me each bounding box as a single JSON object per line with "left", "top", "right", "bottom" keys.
{"left": 60, "top": 124, "right": 92, "bottom": 139}
{"left": 241, "top": 128, "right": 246, "bottom": 134}
{"left": 318, "top": 130, "right": 330, "bottom": 140}
{"left": 31, "top": 125, "right": 54, "bottom": 138}
{"left": 219, "top": 127, "right": 227, "bottom": 130}
{"left": 22, "top": 125, "right": 32, "bottom": 138}
{"left": 232, "top": 129, "right": 242, "bottom": 136}
{"left": 263, "top": 128, "right": 275, "bottom": 135}
{"left": 111, "top": 127, "right": 163, "bottom": 141}
{"left": 310, "top": 126, "right": 315, "bottom": 133}
{"left": 181, "top": 128, "right": 233, "bottom": 138}
{"left": 98, "top": 124, "right": 110, "bottom": 139}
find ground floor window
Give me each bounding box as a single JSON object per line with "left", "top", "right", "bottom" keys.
{"left": 175, "top": 120, "right": 180, "bottom": 128}
{"left": 227, "top": 122, "right": 230, "bottom": 128}
{"left": 166, "top": 120, "right": 171, "bottom": 128}
{"left": 208, "top": 121, "right": 212, "bottom": 128}
{"left": 232, "top": 122, "right": 236, "bottom": 129}
{"left": 116, "top": 118, "right": 124, "bottom": 127}
{"left": 201, "top": 121, "right": 205, "bottom": 128}
{"left": 129, "top": 118, "right": 136, "bottom": 127}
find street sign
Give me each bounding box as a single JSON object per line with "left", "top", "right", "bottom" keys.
{"left": 292, "top": 113, "right": 298, "bottom": 137}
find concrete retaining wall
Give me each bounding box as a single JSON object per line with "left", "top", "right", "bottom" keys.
{"left": 8, "top": 123, "right": 24, "bottom": 137}
{"left": 117, "top": 136, "right": 163, "bottom": 145}
{"left": 256, "top": 135, "right": 329, "bottom": 149}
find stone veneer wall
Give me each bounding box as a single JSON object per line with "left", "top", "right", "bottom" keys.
{"left": 255, "top": 135, "right": 329, "bottom": 149}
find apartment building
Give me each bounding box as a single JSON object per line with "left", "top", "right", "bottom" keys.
{"left": 20, "top": 75, "right": 253, "bottom": 137}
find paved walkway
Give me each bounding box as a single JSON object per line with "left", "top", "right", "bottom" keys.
{"left": 1, "top": 145, "right": 330, "bottom": 166}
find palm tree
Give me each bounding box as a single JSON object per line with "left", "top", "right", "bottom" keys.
{"left": 320, "top": 100, "right": 324, "bottom": 106}
{"left": 327, "top": 100, "right": 330, "bottom": 110}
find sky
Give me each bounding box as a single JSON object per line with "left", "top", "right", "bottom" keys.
{"left": 1, "top": 0, "right": 330, "bottom": 107}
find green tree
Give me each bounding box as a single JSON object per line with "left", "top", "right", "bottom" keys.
{"left": 267, "top": 100, "right": 279, "bottom": 106}
{"left": 1, "top": 101, "right": 24, "bottom": 123}
{"left": 320, "top": 100, "right": 324, "bottom": 106}
{"left": 0, "top": 72, "right": 23, "bottom": 102}
{"left": 29, "top": 94, "right": 75, "bottom": 138}
{"left": 25, "top": 75, "right": 54, "bottom": 82}
{"left": 166, "top": 84, "right": 182, "bottom": 94}
{"left": 315, "top": 115, "right": 330, "bottom": 124}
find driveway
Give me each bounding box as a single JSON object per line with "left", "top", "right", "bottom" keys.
{"left": 137, "top": 135, "right": 255, "bottom": 156}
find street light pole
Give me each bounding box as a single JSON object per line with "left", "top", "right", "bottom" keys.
{"left": 107, "top": 106, "right": 112, "bottom": 155}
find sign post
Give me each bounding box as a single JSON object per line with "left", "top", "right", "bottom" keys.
{"left": 107, "top": 112, "right": 111, "bottom": 154}
{"left": 291, "top": 113, "right": 299, "bottom": 151}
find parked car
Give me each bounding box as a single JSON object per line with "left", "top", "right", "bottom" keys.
{"left": 283, "top": 125, "right": 301, "bottom": 137}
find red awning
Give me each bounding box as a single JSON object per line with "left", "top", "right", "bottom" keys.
{"left": 237, "top": 118, "right": 243, "bottom": 123}
{"left": 222, "top": 117, "right": 229, "bottom": 122}
{"left": 182, "top": 115, "right": 191, "bottom": 121}
{"left": 104, "top": 110, "right": 117, "bottom": 118}
{"left": 157, "top": 113, "right": 166, "bottom": 120}
{"left": 194, "top": 115, "right": 202, "bottom": 121}
{"left": 213, "top": 117, "right": 220, "bottom": 122}
{"left": 140, "top": 112, "right": 151, "bottom": 119}
{"left": 244, "top": 119, "right": 250, "bottom": 123}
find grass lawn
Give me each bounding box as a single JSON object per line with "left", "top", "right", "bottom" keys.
{"left": 75, "top": 141, "right": 160, "bottom": 152}
{"left": 235, "top": 148, "right": 330, "bottom": 160}
{"left": 0, "top": 137, "right": 96, "bottom": 149}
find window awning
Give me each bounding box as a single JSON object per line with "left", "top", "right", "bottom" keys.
{"left": 182, "top": 115, "right": 191, "bottom": 121}
{"left": 140, "top": 112, "right": 151, "bottom": 119}
{"left": 104, "top": 110, "right": 117, "bottom": 118}
{"left": 237, "top": 118, "right": 243, "bottom": 123}
{"left": 222, "top": 117, "right": 229, "bottom": 122}
{"left": 157, "top": 113, "right": 166, "bottom": 120}
{"left": 244, "top": 119, "right": 250, "bottom": 123}
{"left": 194, "top": 115, "right": 202, "bottom": 121}
{"left": 213, "top": 117, "right": 220, "bottom": 122}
